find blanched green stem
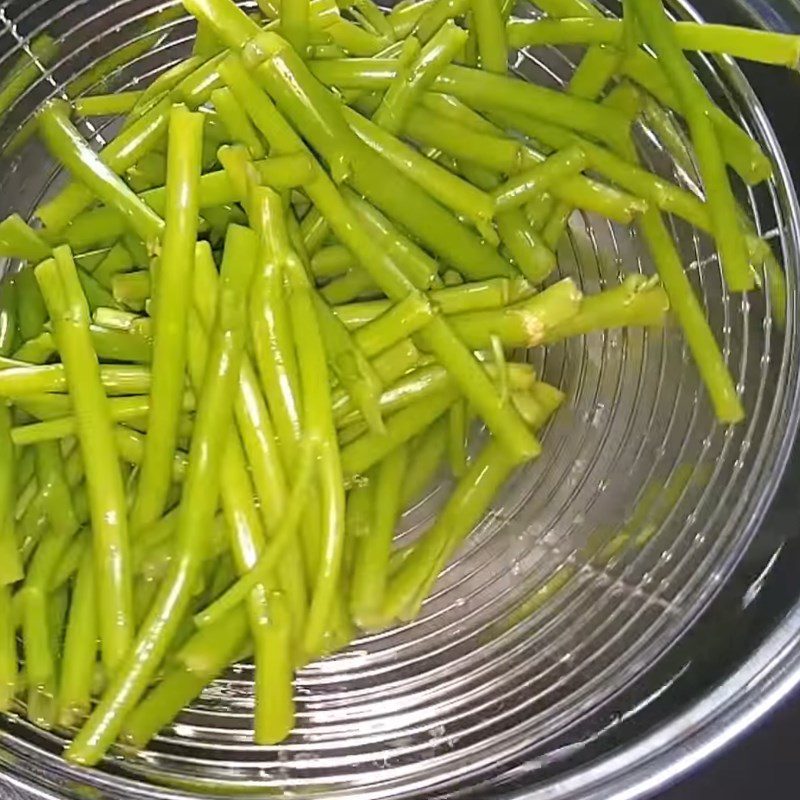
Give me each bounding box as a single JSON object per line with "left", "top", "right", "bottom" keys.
{"left": 248, "top": 191, "right": 303, "bottom": 459}
{"left": 193, "top": 438, "right": 316, "bottom": 629}
{"left": 214, "top": 50, "right": 536, "bottom": 460}
{"left": 122, "top": 609, "right": 248, "bottom": 748}
{"left": 333, "top": 363, "right": 453, "bottom": 429}
{"left": 619, "top": 50, "right": 771, "bottom": 184}
{"left": 413, "top": 0, "right": 468, "bottom": 44}
{"left": 541, "top": 275, "right": 669, "bottom": 343}
{"left": 131, "top": 105, "right": 204, "bottom": 532}
{"left": 311, "top": 244, "right": 353, "bottom": 279}
{"left": 343, "top": 189, "right": 441, "bottom": 290}
{"left": 350, "top": 443, "right": 408, "bottom": 628}
{"left": 0, "top": 35, "right": 58, "bottom": 118}
{"left": 374, "top": 21, "right": 467, "bottom": 134}
{"left": 448, "top": 399, "right": 468, "bottom": 477}
{"left": 0, "top": 361, "right": 151, "bottom": 396}
{"left": 233, "top": 52, "right": 510, "bottom": 282}
{"left": 35, "top": 247, "right": 133, "bottom": 673}
{"left": 383, "top": 437, "right": 516, "bottom": 621}
{"left": 65, "top": 225, "right": 256, "bottom": 766}
{"left": 38, "top": 99, "right": 169, "bottom": 236}
{"left": 506, "top": 18, "right": 800, "bottom": 68}
{"left": 449, "top": 277, "right": 582, "bottom": 350}
{"left": 344, "top": 104, "right": 497, "bottom": 238}
{"left": 335, "top": 277, "right": 520, "bottom": 327}
{"left": 309, "top": 59, "right": 632, "bottom": 149}
{"left": 37, "top": 100, "right": 164, "bottom": 245}
{"left": 341, "top": 386, "right": 460, "bottom": 478}
{"left": 631, "top": 0, "right": 753, "bottom": 291}
{"left": 0, "top": 215, "right": 50, "bottom": 262}
{"left": 313, "top": 291, "right": 386, "bottom": 434}
{"left": 493, "top": 145, "right": 588, "bottom": 212}
{"left": 401, "top": 415, "right": 449, "bottom": 507}
{"left": 0, "top": 279, "right": 17, "bottom": 357}
{"left": 281, "top": 195, "right": 346, "bottom": 657}
{"left": 282, "top": 0, "right": 310, "bottom": 54}
{"left": 0, "top": 586, "right": 15, "bottom": 710}
{"left": 186, "top": 240, "right": 295, "bottom": 745}
{"left": 639, "top": 207, "right": 743, "bottom": 423}
{"left": 22, "top": 441, "right": 81, "bottom": 691}
{"left": 11, "top": 393, "right": 193, "bottom": 446}
{"left": 352, "top": 292, "right": 435, "bottom": 357}
{"left": 57, "top": 546, "right": 97, "bottom": 728}
{"left": 471, "top": 0, "right": 506, "bottom": 73}
{"left": 0, "top": 407, "right": 22, "bottom": 585}
{"left": 210, "top": 87, "right": 266, "bottom": 158}
{"left": 73, "top": 91, "right": 144, "bottom": 118}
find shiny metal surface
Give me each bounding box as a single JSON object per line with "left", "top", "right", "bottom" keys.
{"left": 0, "top": 1, "right": 799, "bottom": 798}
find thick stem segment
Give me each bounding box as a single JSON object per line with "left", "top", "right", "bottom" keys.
{"left": 64, "top": 225, "right": 256, "bottom": 766}
{"left": 350, "top": 442, "right": 408, "bottom": 627}
{"left": 36, "top": 99, "right": 171, "bottom": 235}
{"left": 0, "top": 407, "right": 22, "bottom": 586}
{"left": 37, "top": 100, "right": 164, "bottom": 245}
{"left": 631, "top": 0, "right": 754, "bottom": 291}
{"left": 130, "top": 105, "right": 204, "bottom": 532}
{"left": 35, "top": 248, "right": 134, "bottom": 674}
{"left": 373, "top": 21, "right": 467, "bottom": 134}
{"left": 639, "top": 207, "right": 743, "bottom": 423}
{"left": 214, "top": 50, "right": 539, "bottom": 462}
{"left": 383, "top": 437, "right": 517, "bottom": 621}
{"left": 506, "top": 18, "right": 800, "bottom": 68}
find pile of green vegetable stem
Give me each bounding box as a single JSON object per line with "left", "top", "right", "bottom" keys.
{"left": 0, "top": 0, "right": 793, "bottom": 768}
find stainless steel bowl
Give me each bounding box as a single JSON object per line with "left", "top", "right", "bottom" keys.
{"left": 1, "top": 0, "right": 799, "bottom": 798}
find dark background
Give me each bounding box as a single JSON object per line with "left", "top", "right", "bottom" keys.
{"left": 657, "top": 691, "right": 799, "bottom": 798}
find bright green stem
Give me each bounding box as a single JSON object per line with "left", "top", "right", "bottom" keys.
{"left": 631, "top": 0, "right": 754, "bottom": 291}
{"left": 37, "top": 100, "right": 166, "bottom": 243}
{"left": 73, "top": 91, "right": 144, "bottom": 118}
{"left": 471, "top": 0, "right": 507, "bottom": 73}
{"left": 130, "top": 105, "right": 204, "bottom": 532}
{"left": 35, "top": 248, "right": 133, "bottom": 673}
{"left": 384, "top": 437, "right": 516, "bottom": 621}
{"left": 280, "top": 196, "right": 346, "bottom": 657}
{"left": 507, "top": 17, "right": 800, "bottom": 68}
{"left": 344, "top": 104, "right": 497, "bottom": 239}
{"left": 193, "top": 438, "right": 316, "bottom": 629}
{"left": 65, "top": 225, "right": 256, "bottom": 766}
{"left": 0, "top": 361, "right": 151, "bottom": 396}
{"left": 0, "top": 407, "right": 22, "bottom": 585}
{"left": 341, "top": 385, "right": 460, "bottom": 479}
{"left": 11, "top": 393, "right": 192, "bottom": 446}
{"left": 639, "top": 207, "right": 743, "bottom": 422}
{"left": 449, "top": 277, "right": 582, "bottom": 349}
{"left": 0, "top": 35, "right": 59, "bottom": 118}
{"left": 401, "top": 415, "right": 449, "bottom": 507}
{"left": 448, "top": 399, "right": 468, "bottom": 477}
{"left": 122, "top": 609, "right": 249, "bottom": 748}
{"left": 352, "top": 292, "right": 435, "bottom": 357}
{"left": 541, "top": 275, "right": 669, "bottom": 344}
{"left": 374, "top": 21, "right": 467, "bottom": 134}
{"left": 493, "top": 145, "right": 588, "bottom": 212}
{"left": 350, "top": 442, "right": 408, "bottom": 628}
{"left": 313, "top": 292, "right": 386, "bottom": 434}
{"left": 0, "top": 586, "right": 16, "bottom": 710}
{"left": 57, "top": 547, "right": 98, "bottom": 728}
{"left": 213, "top": 49, "right": 537, "bottom": 461}
{"left": 211, "top": 86, "right": 266, "bottom": 158}
{"left": 0, "top": 215, "right": 50, "bottom": 262}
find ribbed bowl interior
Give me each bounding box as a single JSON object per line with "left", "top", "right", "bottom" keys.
{"left": 0, "top": 0, "right": 798, "bottom": 798}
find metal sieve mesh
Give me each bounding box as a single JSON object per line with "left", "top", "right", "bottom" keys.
{"left": 0, "top": 0, "right": 798, "bottom": 798}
